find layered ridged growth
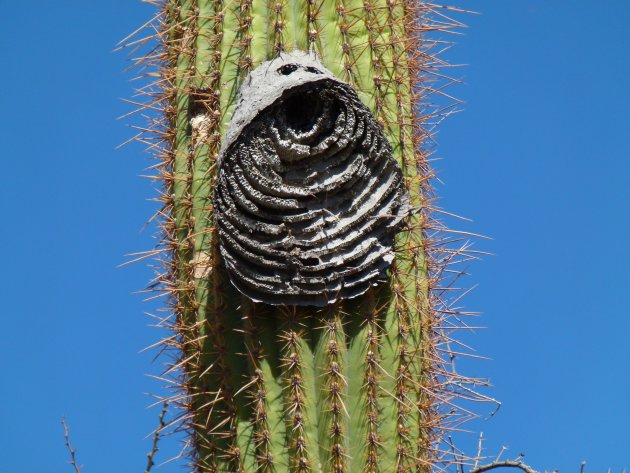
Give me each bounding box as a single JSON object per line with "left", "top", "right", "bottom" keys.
{"left": 123, "top": 1, "right": 480, "bottom": 472}
{"left": 215, "top": 54, "right": 410, "bottom": 306}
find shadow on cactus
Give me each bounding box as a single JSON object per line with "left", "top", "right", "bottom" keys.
{"left": 120, "top": 0, "right": 487, "bottom": 471}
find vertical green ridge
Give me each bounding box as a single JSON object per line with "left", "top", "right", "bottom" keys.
{"left": 333, "top": 0, "right": 355, "bottom": 85}
{"left": 361, "top": 0, "right": 393, "bottom": 128}
{"left": 256, "top": 305, "right": 290, "bottom": 472}
{"left": 237, "top": 0, "right": 255, "bottom": 75}
{"left": 243, "top": 303, "right": 270, "bottom": 472}
{"left": 219, "top": 0, "right": 245, "bottom": 136}
{"left": 389, "top": 2, "right": 428, "bottom": 469}
{"left": 190, "top": 54, "right": 223, "bottom": 473}
{"left": 219, "top": 273, "right": 255, "bottom": 471}
{"left": 374, "top": 8, "right": 413, "bottom": 461}
{"left": 378, "top": 278, "right": 403, "bottom": 472}
{"left": 168, "top": 2, "right": 220, "bottom": 468}
{"left": 279, "top": 309, "right": 313, "bottom": 472}
{"left": 289, "top": 308, "right": 323, "bottom": 473}
{"left": 270, "top": 0, "right": 286, "bottom": 54}
{"left": 172, "top": 0, "right": 194, "bottom": 283}
{"left": 311, "top": 310, "right": 331, "bottom": 471}
{"left": 313, "top": 0, "right": 345, "bottom": 78}
{"left": 394, "top": 257, "right": 420, "bottom": 472}
{"left": 283, "top": 0, "right": 308, "bottom": 51}
{"left": 375, "top": 3, "right": 402, "bottom": 162}
{"left": 250, "top": 0, "right": 271, "bottom": 63}
{"left": 191, "top": 0, "right": 218, "bottom": 377}
{"left": 313, "top": 306, "right": 349, "bottom": 472}
{"left": 335, "top": 310, "right": 350, "bottom": 473}
{"left": 367, "top": 289, "right": 389, "bottom": 472}
{"left": 188, "top": 1, "right": 235, "bottom": 469}
{"left": 306, "top": 0, "right": 319, "bottom": 51}
{"left": 344, "top": 297, "right": 370, "bottom": 473}
{"left": 398, "top": 5, "right": 435, "bottom": 469}
{"left": 209, "top": 269, "right": 237, "bottom": 473}
{"left": 344, "top": 0, "right": 375, "bottom": 111}
{"left": 217, "top": 281, "right": 257, "bottom": 472}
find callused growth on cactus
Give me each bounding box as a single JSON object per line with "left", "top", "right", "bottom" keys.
{"left": 126, "top": 0, "right": 474, "bottom": 471}
{"left": 215, "top": 52, "right": 410, "bottom": 306}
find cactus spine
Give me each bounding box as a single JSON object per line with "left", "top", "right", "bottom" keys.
{"left": 128, "top": 1, "right": 469, "bottom": 471}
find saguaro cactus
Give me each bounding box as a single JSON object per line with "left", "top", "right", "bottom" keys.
{"left": 127, "top": 1, "right": 471, "bottom": 472}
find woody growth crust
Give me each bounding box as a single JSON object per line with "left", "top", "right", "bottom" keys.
{"left": 214, "top": 54, "right": 409, "bottom": 306}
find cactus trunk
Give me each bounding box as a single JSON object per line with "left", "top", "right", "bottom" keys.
{"left": 134, "top": 0, "right": 464, "bottom": 471}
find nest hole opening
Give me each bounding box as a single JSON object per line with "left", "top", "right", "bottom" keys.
{"left": 282, "top": 91, "right": 323, "bottom": 134}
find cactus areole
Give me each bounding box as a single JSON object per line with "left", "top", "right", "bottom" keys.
{"left": 215, "top": 52, "right": 409, "bottom": 306}
{"left": 130, "top": 1, "right": 472, "bottom": 472}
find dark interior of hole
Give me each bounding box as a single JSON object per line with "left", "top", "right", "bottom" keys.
{"left": 301, "top": 257, "right": 320, "bottom": 266}
{"left": 188, "top": 88, "right": 212, "bottom": 118}
{"left": 282, "top": 90, "right": 324, "bottom": 134}
{"left": 278, "top": 64, "right": 299, "bottom": 75}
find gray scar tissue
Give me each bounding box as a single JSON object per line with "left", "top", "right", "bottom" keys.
{"left": 214, "top": 51, "right": 410, "bottom": 307}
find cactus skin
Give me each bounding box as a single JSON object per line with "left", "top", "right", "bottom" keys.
{"left": 128, "top": 1, "right": 469, "bottom": 472}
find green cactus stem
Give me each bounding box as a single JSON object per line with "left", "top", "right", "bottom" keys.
{"left": 125, "top": 1, "right": 472, "bottom": 471}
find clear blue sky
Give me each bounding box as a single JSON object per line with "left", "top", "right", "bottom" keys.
{"left": 0, "top": 1, "right": 627, "bottom": 472}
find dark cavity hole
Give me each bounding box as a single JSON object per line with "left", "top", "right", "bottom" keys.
{"left": 301, "top": 257, "right": 320, "bottom": 266}
{"left": 282, "top": 90, "right": 323, "bottom": 134}
{"left": 278, "top": 64, "right": 299, "bottom": 75}
{"left": 188, "top": 87, "right": 213, "bottom": 118}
